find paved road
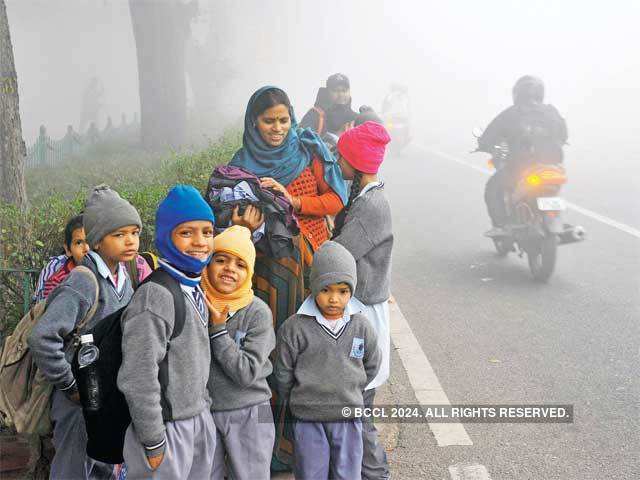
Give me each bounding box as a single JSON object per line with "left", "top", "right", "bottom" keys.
{"left": 383, "top": 143, "right": 639, "bottom": 479}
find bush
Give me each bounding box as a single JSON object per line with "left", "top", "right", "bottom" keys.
{"left": 0, "top": 130, "right": 241, "bottom": 335}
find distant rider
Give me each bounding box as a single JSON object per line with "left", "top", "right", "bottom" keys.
{"left": 381, "top": 83, "right": 409, "bottom": 122}
{"left": 300, "top": 73, "right": 358, "bottom": 136}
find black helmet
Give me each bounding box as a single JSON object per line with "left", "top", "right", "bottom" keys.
{"left": 512, "top": 76, "right": 544, "bottom": 105}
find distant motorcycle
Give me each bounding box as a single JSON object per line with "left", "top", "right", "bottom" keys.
{"left": 473, "top": 135, "right": 585, "bottom": 282}
{"left": 385, "top": 115, "right": 411, "bottom": 154}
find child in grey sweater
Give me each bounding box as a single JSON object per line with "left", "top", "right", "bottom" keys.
{"left": 28, "top": 185, "right": 142, "bottom": 480}
{"left": 334, "top": 121, "right": 394, "bottom": 480}
{"left": 275, "top": 241, "right": 381, "bottom": 480}
{"left": 201, "top": 225, "right": 276, "bottom": 480}
{"left": 117, "top": 185, "right": 217, "bottom": 479}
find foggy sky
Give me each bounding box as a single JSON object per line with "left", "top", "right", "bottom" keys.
{"left": 6, "top": 0, "right": 639, "bottom": 167}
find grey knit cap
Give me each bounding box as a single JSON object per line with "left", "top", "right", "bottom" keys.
{"left": 310, "top": 241, "right": 357, "bottom": 296}
{"left": 83, "top": 184, "right": 142, "bottom": 248}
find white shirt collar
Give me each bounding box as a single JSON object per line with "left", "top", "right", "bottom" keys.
{"left": 357, "top": 180, "right": 384, "bottom": 199}
{"left": 88, "top": 251, "right": 127, "bottom": 293}
{"left": 297, "top": 295, "right": 365, "bottom": 320}
{"left": 298, "top": 296, "right": 365, "bottom": 336}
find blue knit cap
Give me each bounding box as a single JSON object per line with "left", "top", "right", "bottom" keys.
{"left": 155, "top": 185, "right": 215, "bottom": 278}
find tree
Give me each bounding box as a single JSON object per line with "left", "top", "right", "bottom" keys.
{"left": 0, "top": 0, "right": 27, "bottom": 209}
{"left": 129, "top": 0, "right": 196, "bottom": 150}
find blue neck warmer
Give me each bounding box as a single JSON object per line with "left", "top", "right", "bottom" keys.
{"left": 155, "top": 185, "right": 215, "bottom": 284}
{"left": 158, "top": 259, "right": 201, "bottom": 287}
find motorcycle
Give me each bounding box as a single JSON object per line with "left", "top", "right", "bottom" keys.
{"left": 473, "top": 133, "right": 585, "bottom": 282}
{"left": 385, "top": 114, "right": 411, "bottom": 154}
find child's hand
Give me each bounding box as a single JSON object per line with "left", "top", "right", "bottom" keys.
{"left": 232, "top": 205, "right": 264, "bottom": 232}
{"left": 147, "top": 452, "right": 164, "bottom": 470}
{"left": 204, "top": 295, "right": 230, "bottom": 326}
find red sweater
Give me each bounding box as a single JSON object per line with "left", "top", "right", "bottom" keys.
{"left": 286, "top": 157, "right": 344, "bottom": 250}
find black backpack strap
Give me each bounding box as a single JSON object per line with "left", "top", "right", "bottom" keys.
{"left": 140, "top": 268, "right": 186, "bottom": 339}
{"left": 140, "top": 268, "right": 188, "bottom": 420}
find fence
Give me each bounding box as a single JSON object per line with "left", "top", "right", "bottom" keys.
{"left": 25, "top": 114, "right": 140, "bottom": 169}
{"left": 0, "top": 268, "right": 39, "bottom": 315}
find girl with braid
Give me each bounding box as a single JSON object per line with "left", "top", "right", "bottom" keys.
{"left": 333, "top": 121, "right": 394, "bottom": 480}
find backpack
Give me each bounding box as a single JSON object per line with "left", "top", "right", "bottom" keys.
{"left": 139, "top": 251, "right": 159, "bottom": 272}
{"left": 515, "top": 105, "right": 564, "bottom": 163}
{"left": 71, "top": 268, "right": 187, "bottom": 464}
{"left": 0, "top": 266, "right": 99, "bottom": 435}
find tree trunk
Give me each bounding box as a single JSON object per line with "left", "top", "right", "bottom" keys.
{"left": 129, "top": 0, "right": 194, "bottom": 151}
{"left": 0, "top": 0, "right": 27, "bottom": 209}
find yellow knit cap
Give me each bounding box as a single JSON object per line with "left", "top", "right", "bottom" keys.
{"left": 201, "top": 226, "right": 255, "bottom": 312}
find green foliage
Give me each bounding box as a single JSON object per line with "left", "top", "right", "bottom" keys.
{"left": 0, "top": 131, "right": 241, "bottom": 335}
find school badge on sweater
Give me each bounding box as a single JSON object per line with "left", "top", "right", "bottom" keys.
{"left": 350, "top": 337, "right": 365, "bottom": 359}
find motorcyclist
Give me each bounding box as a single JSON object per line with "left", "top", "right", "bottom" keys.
{"left": 478, "top": 76, "right": 568, "bottom": 237}
{"left": 381, "top": 82, "right": 410, "bottom": 121}
{"left": 300, "top": 73, "right": 357, "bottom": 135}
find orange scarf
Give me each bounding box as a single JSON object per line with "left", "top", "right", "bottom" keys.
{"left": 200, "top": 226, "right": 255, "bottom": 312}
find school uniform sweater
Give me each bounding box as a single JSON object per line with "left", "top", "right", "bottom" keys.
{"left": 275, "top": 312, "right": 381, "bottom": 422}
{"left": 334, "top": 184, "right": 393, "bottom": 305}
{"left": 207, "top": 297, "right": 275, "bottom": 411}
{"left": 28, "top": 253, "right": 133, "bottom": 393}
{"left": 117, "top": 281, "right": 211, "bottom": 454}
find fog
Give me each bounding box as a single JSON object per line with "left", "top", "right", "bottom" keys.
{"left": 6, "top": 0, "right": 640, "bottom": 221}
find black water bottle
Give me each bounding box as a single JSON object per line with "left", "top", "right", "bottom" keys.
{"left": 77, "top": 334, "right": 101, "bottom": 412}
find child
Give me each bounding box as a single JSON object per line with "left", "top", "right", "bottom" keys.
{"left": 333, "top": 120, "right": 394, "bottom": 480}
{"left": 29, "top": 185, "right": 142, "bottom": 479}
{"left": 118, "top": 185, "right": 217, "bottom": 479}
{"left": 201, "top": 225, "right": 276, "bottom": 480}
{"left": 33, "top": 214, "right": 88, "bottom": 302}
{"left": 34, "top": 215, "right": 152, "bottom": 302}
{"left": 275, "top": 241, "right": 381, "bottom": 480}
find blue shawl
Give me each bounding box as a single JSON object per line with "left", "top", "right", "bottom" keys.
{"left": 229, "top": 86, "right": 348, "bottom": 205}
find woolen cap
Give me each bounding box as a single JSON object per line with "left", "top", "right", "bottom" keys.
{"left": 337, "top": 121, "right": 391, "bottom": 174}
{"left": 83, "top": 184, "right": 141, "bottom": 248}
{"left": 310, "top": 241, "right": 357, "bottom": 296}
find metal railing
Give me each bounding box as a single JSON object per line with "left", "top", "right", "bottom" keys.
{"left": 0, "top": 268, "right": 39, "bottom": 315}
{"left": 25, "top": 114, "right": 140, "bottom": 169}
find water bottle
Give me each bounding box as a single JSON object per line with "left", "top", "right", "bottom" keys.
{"left": 77, "top": 334, "right": 101, "bottom": 412}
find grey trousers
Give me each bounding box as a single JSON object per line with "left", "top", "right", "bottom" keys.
{"left": 292, "top": 419, "right": 363, "bottom": 480}
{"left": 361, "top": 389, "right": 390, "bottom": 480}
{"left": 211, "top": 401, "right": 274, "bottom": 480}
{"left": 123, "top": 409, "right": 216, "bottom": 480}
{"left": 50, "top": 389, "right": 115, "bottom": 480}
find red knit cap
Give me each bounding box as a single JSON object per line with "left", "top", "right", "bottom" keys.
{"left": 337, "top": 121, "right": 391, "bottom": 174}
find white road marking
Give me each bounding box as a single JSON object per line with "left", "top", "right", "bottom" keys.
{"left": 389, "top": 301, "right": 473, "bottom": 446}
{"left": 415, "top": 144, "right": 640, "bottom": 240}
{"left": 449, "top": 463, "right": 493, "bottom": 480}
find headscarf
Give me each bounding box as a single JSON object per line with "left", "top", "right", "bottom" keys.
{"left": 229, "top": 86, "right": 348, "bottom": 204}
{"left": 201, "top": 226, "right": 255, "bottom": 312}
{"left": 155, "top": 185, "right": 215, "bottom": 286}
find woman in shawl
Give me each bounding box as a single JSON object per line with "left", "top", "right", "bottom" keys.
{"left": 225, "top": 86, "right": 347, "bottom": 469}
